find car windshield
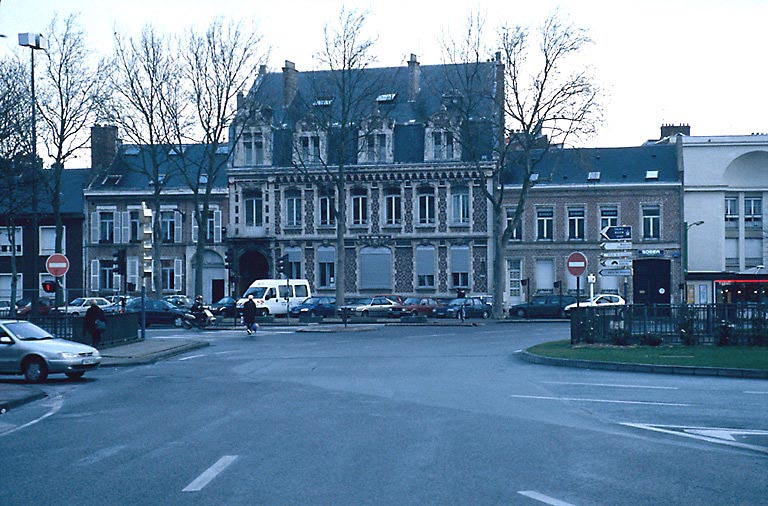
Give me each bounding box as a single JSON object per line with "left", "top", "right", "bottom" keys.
{"left": 403, "top": 297, "right": 421, "bottom": 305}
{"left": 301, "top": 297, "right": 320, "bottom": 305}
{"left": 447, "top": 298, "right": 466, "bottom": 307}
{"left": 242, "top": 287, "right": 268, "bottom": 298}
{"left": 356, "top": 298, "right": 374, "bottom": 306}
{"left": 4, "top": 321, "right": 54, "bottom": 340}
{"left": 215, "top": 297, "right": 233, "bottom": 304}
{"left": 69, "top": 298, "right": 86, "bottom": 306}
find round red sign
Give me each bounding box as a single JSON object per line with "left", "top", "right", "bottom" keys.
{"left": 46, "top": 253, "right": 70, "bottom": 277}
{"left": 566, "top": 252, "right": 587, "bottom": 276}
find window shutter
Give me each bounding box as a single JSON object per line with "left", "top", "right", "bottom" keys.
{"left": 213, "top": 210, "right": 222, "bottom": 243}
{"left": 192, "top": 215, "right": 198, "bottom": 244}
{"left": 90, "top": 212, "right": 99, "bottom": 243}
{"left": 174, "top": 258, "right": 183, "bottom": 291}
{"left": 416, "top": 246, "right": 435, "bottom": 275}
{"left": 174, "top": 211, "right": 182, "bottom": 243}
{"left": 91, "top": 259, "right": 100, "bottom": 292}
{"left": 113, "top": 272, "right": 121, "bottom": 290}
{"left": 127, "top": 256, "right": 139, "bottom": 287}
{"left": 450, "top": 246, "right": 470, "bottom": 272}
{"left": 113, "top": 212, "right": 120, "bottom": 244}
{"left": 122, "top": 211, "right": 130, "bottom": 243}
{"left": 359, "top": 247, "right": 392, "bottom": 290}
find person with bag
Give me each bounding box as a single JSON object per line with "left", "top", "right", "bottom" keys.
{"left": 242, "top": 294, "right": 258, "bottom": 335}
{"left": 84, "top": 299, "right": 106, "bottom": 348}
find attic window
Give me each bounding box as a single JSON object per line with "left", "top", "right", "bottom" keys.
{"left": 313, "top": 98, "right": 334, "bottom": 107}
{"left": 587, "top": 171, "right": 601, "bottom": 181}
{"left": 376, "top": 93, "right": 397, "bottom": 103}
{"left": 149, "top": 174, "right": 168, "bottom": 186}
{"left": 168, "top": 146, "right": 187, "bottom": 156}
{"left": 124, "top": 146, "right": 140, "bottom": 155}
{"left": 101, "top": 174, "right": 122, "bottom": 185}
{"left": 199, "top": 174, "right": 208, "bottom": 185}
{"left": 645, "top": 170, "right": 659, "bottom": 180}
{"left": 215, "top": 145, "right": 229, "bottom": 155}
{"left": 529, "top": 173, "right": 539, "bottom": 182}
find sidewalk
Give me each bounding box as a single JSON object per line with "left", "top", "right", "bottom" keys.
{"left": 0, "top": 338, "right": 208, "bottom": 414}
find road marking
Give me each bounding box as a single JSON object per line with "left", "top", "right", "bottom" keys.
{"left": 179, "top": 354, "right": 206, "bottom": 361}
{"left": 542, "top": 381, "right": 678, "bottom": 390}
{"left": 0, "top": 396, "right": 63, "bottom": 436}
{"left": 518, "top": 490, "right": 576, "bottom": 506}
{"left": 183, "top": 455, "right": 238, "bottom": 492}
{"left": 744, "top": 391, "right": 768, "bottom": 395}
{"left": 509, "top": 394, "right": 689, "bottom": 407}
{"left": 214, "top": 350, "right": 240, "bottom": 355}
{"left": 622, "top": 423, "right": 768, "bottom": 454}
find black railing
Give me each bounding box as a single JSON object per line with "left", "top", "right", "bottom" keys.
{"left": 28, "top": 313, "right": 140, "bottom": 348}
{"left": 570, "top": 304, "right": 768, "bottom": 346}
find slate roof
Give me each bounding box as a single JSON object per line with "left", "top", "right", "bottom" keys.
{"left": 503, "top": 144, "right": 679, "bottom": 186}
{"left": 86, "top": 143, "right": 229, "bottom": 192}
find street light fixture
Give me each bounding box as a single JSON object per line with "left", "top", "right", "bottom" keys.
{"left": 18, "top": 33, "right": 47, "bottom": 315}
{"left": 682, "top": 220, "right": 705, "bottom": 303}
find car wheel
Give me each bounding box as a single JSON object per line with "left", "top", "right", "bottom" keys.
{"left": 65, "top": 371, "right": 85, "bottom": 380}
{"left": 482, "top": 310, "right": 490, "bottom": 319}
{"left": 24, "top": 356, "right": 48, "bottom": 383}
{"left": 559, "top": 309, "right": 567, "bottom": 319}
{"left": 174, "top": 317, "right": 183, "bottom": 327}
{"left": 362, "top": 310, "right": 369, "bottom": 318}
{"left": 71, "top": 312, "right": 79, "bottom": 317}
{"left": 309, "top": 310, "right": 317, "bottom": 317}
{"left": 516, "top": 309, "right": 527, "bottom": 318}
{"left": 257, "top": 309, "right": 268, "bottom": 317}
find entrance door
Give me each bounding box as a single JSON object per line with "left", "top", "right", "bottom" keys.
{"left": 633, "top": 259, "right": 671, "bottom": 304}
{"left": 211, "top": 279, "right": 224, "bottom": 303}
{"left": 238, "top": 250, "right": 269, "bottom": 295}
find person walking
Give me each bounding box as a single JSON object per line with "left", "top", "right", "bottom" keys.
{"left": 242, "top": 294, "right": 258, "bottom": 335}
{"left": 84, "top": 299, "right": 106, "bottom": 348}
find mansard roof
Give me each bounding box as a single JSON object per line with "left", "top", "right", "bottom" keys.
{"left": 503, "top": 144, "right": 679, "bottom": 186}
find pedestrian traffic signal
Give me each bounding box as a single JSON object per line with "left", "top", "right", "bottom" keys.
{"left": 41, "top": 280, "right": 57, "bottom": 293}
{"left": 276, "top": 254, "right": 289, "bottom": 275}
{"left": 113, "top": 249, "right": 127, "bottom": 275}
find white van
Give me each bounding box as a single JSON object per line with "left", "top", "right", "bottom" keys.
{"left": 237, "top": 279, "right": 312, "bottom": 316}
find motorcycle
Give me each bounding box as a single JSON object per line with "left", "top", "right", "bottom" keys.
{"left": 181, "top": 307, "right": 216, "bottom": 329}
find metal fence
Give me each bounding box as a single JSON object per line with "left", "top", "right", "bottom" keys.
{"left": 570, "top": 304, "right": 768, "bottom": 346}
{"left": 28, "top": 313, "right": 140, "bottom": 348}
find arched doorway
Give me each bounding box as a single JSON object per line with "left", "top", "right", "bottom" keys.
{"left": 633, "top": 258, "right": 671, "bottom": 304}
{"left": 191, "top": 250, "right": 226, "bottom": 304}
{"left": 238, "top": 250, "right": 269, "bottom": 295}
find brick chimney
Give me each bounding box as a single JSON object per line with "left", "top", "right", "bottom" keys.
{"left": 91, "top": 124, "right": 118, "bottom": 171}
{"left": 408, "top": 54, "right": 420, "bottom": 102}
{"left": 282, "top": 60, "right": 298, "bottom": 108}
{"left": 660, "top": 124, "right": 690, "bottom": 138}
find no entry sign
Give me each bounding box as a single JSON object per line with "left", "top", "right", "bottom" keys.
{"left": 46, "top": 253, "right": 70, "bottom": 277}
{"left": 567, "top": 252, "right": 587, "bottom": 276}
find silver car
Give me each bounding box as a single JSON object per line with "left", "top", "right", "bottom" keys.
{"left": 0, "top": 320, "right": 101, "bottom": 383}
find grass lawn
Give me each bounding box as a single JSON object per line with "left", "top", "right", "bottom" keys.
{"left": 528, "top": 340, "right": 768, "bottom": 370}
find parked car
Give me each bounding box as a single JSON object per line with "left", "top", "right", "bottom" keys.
{"left": 0, "top": 319, "right": 101, "bottom": 382}
{"left": 0, "top": 300, "right": 11, "bottom": 318}
{"left": 15, "top": 297, "right": 56, "bottom": 318}
{"left": 121, "top": 297, "right": 186, "bottom": 326}
{"left": 389, "top": 297, "right": 441, "bottom": 318}
{"left": 337, "top": 296, "right": 400, "bottom": 318}
{"left": 289, "top": 296, "right": 337, "bottom": 318}
{"left": 210, "top": 296, "right": 238, "bottom": 317}
{"left": 564, "top": 294, "right": 626, "bottom": 315}
{"left": 432, "top": 297, "right": 492, "bottom": 319}
{"left": 164, "top": 294, "right": 194, "bottom": 309}
{"left": 61, "top": 297, "right": 113, "bottom": 316}
{"left": 509, "top": 295, "right": 578, "bottom": 319}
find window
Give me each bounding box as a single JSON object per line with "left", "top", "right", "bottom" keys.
{"left": 359, "top": 247, "right": 393, "bottom": 290}
{"left": 745, "top": 197, "right": 762, "bottom": 228}
{"left": 418, "top": 187, "right": 435, "bottom": 225}
{"left": 243, "top": 132, "right": 264, "bottom": 165}
{"left": 317, "top": 246, "right": 335, "bottom": 288}
{"left": 351, "top": 189, "right": 368, "bottom": 226}
{"left": 300, "top": 134, "right": 321, "bottom": 163}
{"left": 99, "top": 259, "right": 116, "bottom": 291}
{"left": 725, "top": 196, "right": 739, "bottom": 228}
{"left": 451, "top": 186, "right": 470, "bottom": 224}
{"left": 433, "top": 131, "right": 455, "bottom": 160}
{"left": 319, "top": 193, "right": 335, "bottom": 226}
{"left": 192, "top": 209, "right": 222, "bottom": 243}
{"left": 384, "top": 188, "right": 402, "bottom": 225}
{"left": 39, "top": 226, "right": 64, "bottom": 256}
{"left": 161, "top": 259, "right": 175, "bottom": 291}
{"left": 416, "top": 246, "right": 436, "bottom": 288}
{"left": 450, "top": 245, "right": 470, "bottom": 288}
{"left": 129, "top": 211, "right": 141, "bottom": 242}
{"left": 537, "top": 207, "right": 554, "bottom": 240}
{"left": 568, "top": 207, "right": 585, "bottom": 240}
{"left": 366, "top": 133, "right": 387, "bottom": 163}
{"left": 745, "top": 238, "right": 763, "bottom": 268}
{"left": 285, "top": 247, "right": 302, "bottom": 279}
{"left": 505, "top": 208, "right": 522, "bottom": 241}
{"left": 244, "top": 190, "right": 263, "bottom": 227}
{"left": 285, "top": 191, "right": 302, "bottom": 227}
{"left": 0, "top": 227, "right": 22, "bottom": 255}
{"left": 99, "top": 211, "right": 115, "bottom": 243}
{"left": 642, "top": 205, "right": 661, "bottom": 239}
{"left": 507, "top": 259, "right": 522, "bottom": 298}
{"left": 600, "top": 206, "right": 618, "bottom": 230}
{"left": 535, "top": 259, "right": 555, "bottom": 293}
{"left": 161, "top": 211, "right": 176, "bottom": 243}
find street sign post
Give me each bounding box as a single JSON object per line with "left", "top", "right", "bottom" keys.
{"left": 567, "top": 251, "right": 587, "bottom": 277}
{"left": 601, "top": 225, "right": 632, "bottom": 241}
{"left": 45, "top": 253, "right": 69, "bottom": 277}
{"left": 600, "top": 268, "right": 632, "bottom": 276}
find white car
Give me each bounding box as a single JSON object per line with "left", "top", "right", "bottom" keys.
{"left": 564, "top": 294, "right": 626, "bottom": 315}
{"left": 62, "top": 297, "right": 113, "bottom": 316}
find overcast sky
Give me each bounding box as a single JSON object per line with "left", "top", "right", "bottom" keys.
{"left": 1, "top": 0, "right": 767, "bottom": 149}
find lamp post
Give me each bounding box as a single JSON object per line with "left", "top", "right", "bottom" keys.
{"left": 18, "top": 33, "right": 47, "bottom": 315}
{"left": 682, "top": 220, "right": 704, "bottom": 303}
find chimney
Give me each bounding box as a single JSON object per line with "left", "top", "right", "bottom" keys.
{"left": 282, "top": 60, "right": 298, "bottom": 108}
{"left": 408, "top": 54, "right": 420, "bottom": 102}
{"left": 259, "top": 64, "right": 268, "bottom": 76}
{"left": 660, "top": 123, "right": 690, "bottom": 139}
{"left": 91, "top": 124, "right": 118, "bottom": 171}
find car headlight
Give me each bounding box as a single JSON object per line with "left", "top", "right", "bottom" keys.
{"left": 59, "top": 352, "right": 79, "bottom": 359}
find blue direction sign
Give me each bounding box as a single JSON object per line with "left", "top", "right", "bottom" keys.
{"left": 601, "top": 225, "right": 632, "bottom": 241}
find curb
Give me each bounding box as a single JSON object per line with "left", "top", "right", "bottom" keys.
{"left": 519, "top": 351, "right": 768, "bottom": 379}
{"left": 0, "top": 388, "right": 47, "bottom": 413}
{"left": 101, "top": 341, "right": 210, "bottom": 367}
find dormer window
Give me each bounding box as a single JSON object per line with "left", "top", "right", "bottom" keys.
{"left": 432, "top": 131, "right": 455, "bottom": 161}
{"left": 243, "top": 132, "right": 264, "bottom": 165}
{"left": 124, "top": 146, "right": 140, "bottom": 155}
{"left": 587, "top": 171, "right": 601, "bottom": 181}
{"left": 529, "top": 173, "right": 539, "bottom": 182}
{"left": 645, "top": 170, "right": 659, "bottom": 180}
{"left": 300, "top": 134, "right": 321, "bottom": 163}
{"left": 376, "top": 93, "right": 396, "bottom": 103}
{"left": 313, "top": 98, "right": 334, "bottom": 107}
{"left": 101, "top": 175, "right": 122, "bottom": 186}
{"left": 366, "top": 133, "right": 387, "bottom": 163}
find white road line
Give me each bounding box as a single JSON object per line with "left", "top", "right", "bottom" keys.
{"left": 518, "top": 490, "right": 577, "bottom": 506}
{"left": 509, "top": 394, "right": 689, "bottom": 407}
{"left": 182, "top": 455, "right": 238, "bottom": 492}
{"left": 542, "top": 381, "right": 678, "bottom": 390}
{"left": 622, "top": 423, "right": 768, "bottom": 454}
{"left": 214, "top": 350, "right": 240, "bottom": 355}
{"left": 178, "top": 354, "right": 206, "bottom": 361}
{"left": 0, "top": 396, "right": 63, "bottom": 436}
{"left": 744, "top": 391, "right": 768, "bottom": 395}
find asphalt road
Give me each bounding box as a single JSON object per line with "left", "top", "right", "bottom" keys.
{"left": 1, "top": 322, "right": 766, "bottom": 505}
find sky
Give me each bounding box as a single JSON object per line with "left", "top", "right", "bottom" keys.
{"left": 1, "top": 0, "right": 767, "bottom": 150}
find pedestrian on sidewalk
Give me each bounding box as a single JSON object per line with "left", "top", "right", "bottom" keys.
{"left": 243, "top": 294, "right": 258, "bottom": 335}
{"left": 84, "top": 300, "right": 106, "bottom": 348}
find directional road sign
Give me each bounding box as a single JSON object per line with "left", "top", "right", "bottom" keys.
{"left": 601, "top": 241, "right": 633, "bottom": 250}
{"left": 600, "top": 268, "right": 632, "bottom": 276}
{"left": 46, "top": 253, "right": 69, "bottom": 277}
{"left": 601, "top": 225, "right": 632, "bottom": 241}
{"left": 567, "top": 251, "right": 587, "bottom": 276}
{"left": 601, "top": 251, "right": 633, "bottom": 258}
{"left": 601, "top": 258, "right": 633, "bottom": 268}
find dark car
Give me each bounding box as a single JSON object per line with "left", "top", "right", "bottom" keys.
{"left": 336, "top": 296, "right": 399, "bottom": 318}
{"left": 508, "top": 294, "right": 577, "bottom": 319}
{"left": 289, "top": 296, "right": 337, "bottom": 318}
{"left": 210, "top": 296, "right": 238, "bottom": 317}
{"left": 432, "top": 297, "right": 491, "bottom": 319}
{"left": 389, "top": 297, "right": 441, "bottom": 318}
{"left": 121, "top": 297, "right": 186, "bottom": 327}
{"left": 15, "top": 297, "right": 56, "bottom": 318}
{"left": 163, "top": 294, "right": 194, "bottom": 309}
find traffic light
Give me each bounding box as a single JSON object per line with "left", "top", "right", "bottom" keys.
{"left": 276, "top": 254, "right": 289, "bottom": 275}
{"left": 225, "top": 249, "right": 234, "bottom": 269}
{"left": 113, "top": 249, "right": 127, "bottom": 275}
{"left": 42, "top": 280, "right": 57, "bottom": 293}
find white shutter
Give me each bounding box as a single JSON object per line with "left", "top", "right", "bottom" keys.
{"left": 90, "top": 212, "right": 99, "bottom": 243}
{"left": 213, "top": 210, "right": 222, "bottom": 243}
{"left": 113, "top": 272, "right": 121, "bottom": 290}
{"left": 174, "top": 258, "right": 183, "bottom": 291}
{"left": 91, "top": 259, "right": 100, "bottom": 292}
{"left": 127, "top": 256, "right": 139, "bottom": 288}
{"left": 122, "top": 211, "right": 130, "bottom": 243}
{"left": 174, "top": 211, "right": 182, "bottom": 243}
{"left": 113, "top": 212, "right": 120, "bottom": 244}
{"left": 192, "top": 214, "right": 198, "bottom": 244}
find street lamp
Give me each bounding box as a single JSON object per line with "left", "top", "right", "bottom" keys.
{"left": 18, "top": 33, "right": 47, "bottom": 315}
{"left": 682, "top": 220, "right": 705, "bottom": 303}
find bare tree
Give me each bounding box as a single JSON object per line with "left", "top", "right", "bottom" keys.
{"left": 443, "top": 13, "right": 601, "bottom": 317}
{"left": 172, "top": 19, "right": 267, "bottom": 298}
{"left": 106, "top": 26, "right": 185, "bottom": 297}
